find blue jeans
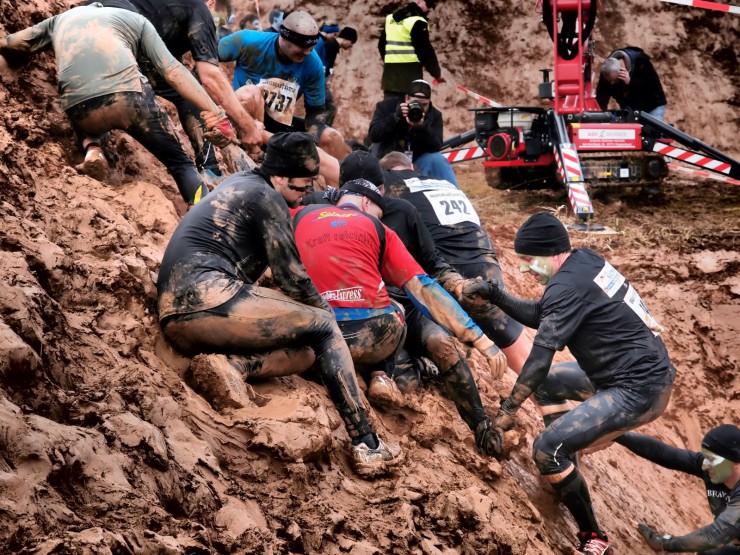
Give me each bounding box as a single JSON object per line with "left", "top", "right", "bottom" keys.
{"left": 415, "top": 152, "right": 459, "bottom": 185}
{"left": 646, "top": 104, "right": 667, "bottom": 121}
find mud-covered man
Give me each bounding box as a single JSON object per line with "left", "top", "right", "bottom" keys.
{"left": 0, "top": 3, "right": 230, "bottom": 204}
{"left": 218, "top": 11, "right": 351, "bottom": 161}
{"left": 156, "top": 132, "right": 401, "bottom": 477}
{"left": 300, "top": 152, "right": 507, "bottom": 455}
{"left": 461, "top": 212, "right": 676, "bottom": 555}
{"left": 621, "top": 424, "right": 740, "bottom": 553}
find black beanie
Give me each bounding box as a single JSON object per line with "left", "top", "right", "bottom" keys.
{"left": 261, "top": 132, "right": 320, "bottom": 178}
{"left": 702, "top": 424, "right": 740, "bottom": 463}
{"left": 340, "top": 179, "right": 387, "bottom": 213}
{"left": 514, "top": 212, "right": 571, "bottom": 256}
{"left": 338, "top": 26, "right": 358, "bottom": 43}
{"left": 339, "top": 151, "right": 384, "bottom": 188}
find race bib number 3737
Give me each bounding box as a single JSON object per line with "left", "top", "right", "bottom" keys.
{"left": 258, "top": 78, "right": 299, "bottom": 125}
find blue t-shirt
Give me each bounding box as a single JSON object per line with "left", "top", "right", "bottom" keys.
{"left": 218, "top": 30, "right": 325, "bottom": 124}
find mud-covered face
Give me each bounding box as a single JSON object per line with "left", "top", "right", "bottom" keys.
{"left": 517, "top": 255, "right": 554, "bottom": 285}
{"left": 279, "top": 38, "right": 314, "bottom": 63}
{"left": 701, "top": 448, "right": 734, "bottom": 484}
{"left": 275, "top": 176, "right": 316, "bottom": 207}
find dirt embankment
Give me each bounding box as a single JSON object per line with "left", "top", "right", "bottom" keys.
{"left": 0, "top": 0, "right": 738, "bottom": 553}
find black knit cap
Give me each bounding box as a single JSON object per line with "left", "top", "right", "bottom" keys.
{"left": 339, "top": 151, "right": 384, "bottom": 188}
{"left": 407, "top": 79, "right": 432, "bottom": 99}
{"left": 338, "top": 26, "right": 358, "bottom": 43}
{"left": 514, "top": 212, "right": 571, "bottom": 256}
{"left": 261, "top": 132, "right": 320, "bottom": 178}
{"left": 340, "top": 179, "right": 387, "bottom": 213}
{"left": 702, "top": 424, "right": 740, "bottom": 463}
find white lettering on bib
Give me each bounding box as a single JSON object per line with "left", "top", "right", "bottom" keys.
{"left": 594, "top": 262, "right": 663, "bottom": 335}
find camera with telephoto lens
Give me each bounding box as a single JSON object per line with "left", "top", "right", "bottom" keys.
{"left": 407, "top": 101, "right": 424, "bottom": 123}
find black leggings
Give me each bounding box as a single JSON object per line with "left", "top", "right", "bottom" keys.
{"left": 532, "top": 361, "right": 675, "bottom": 475}
{"left": 66, "top": 84, "right": 205, "bottom": 203}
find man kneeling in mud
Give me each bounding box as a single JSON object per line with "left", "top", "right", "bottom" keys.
{"left": 157, "top": 132, "right": 401, "bottom": 476}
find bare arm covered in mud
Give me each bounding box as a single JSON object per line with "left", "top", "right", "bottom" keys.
{"left": 196, "top": 60, "right": 263, "bottom": 147}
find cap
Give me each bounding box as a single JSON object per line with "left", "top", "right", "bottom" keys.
{"left": 338, "top": 26, "right": 358, "bottom": 43}
{"left": 340, "top": 179, "right": 387, "bottom": 213}
{"left": 702, "top": 424, "right": 740, "bottom": 463}
{"left": 514, "top": 212, "right": 572, "bottom": 256}
{"left": 261, "top": 132, "right": 320, "bottom": 178}
{"left": 339, "top": 151, "right": 384, "bottom": 187}
{"left": 407, "top": 79, "right": 432, "bottom": 99}
{"left": 321, "top": 21, "right": 340, "bottom": 33}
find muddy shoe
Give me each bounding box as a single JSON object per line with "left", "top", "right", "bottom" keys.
{"left": 367, "top": 372, "right": 403, "bottom": 408}
{"left": 574, "top": 532, "right": 613, "bottom": 555}
{"left": 76, "top": 145, "right": 109, "bottom": 181}
{"left": 351, "top": 436, "right": 403, "bottom": 478}
{"left": 189, "top": 354, "right": 249, "bottom": 411}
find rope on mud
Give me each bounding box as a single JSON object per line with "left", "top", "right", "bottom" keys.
{"left": 660, "top": 0, "right": 740, "bottom": 14}
{"left": 433, "top": 79, "right": 503, "bottom": 108}
{"left": 668, "top": 163, "right": 740, "bottom": 186}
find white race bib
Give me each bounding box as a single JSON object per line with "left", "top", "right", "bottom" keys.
{"left": 258, "top": 77, "right": 299, "bottom": 125}
{"left": 423, "top": 189, "right": 480, "bottom": 226}
{"left": 594, "top": 262, "right": 663, "bottom": 335}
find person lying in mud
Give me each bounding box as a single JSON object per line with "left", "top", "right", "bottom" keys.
{"left": 379, "top": 152, "right": 537, "bottom": 379}
{"left": 0, "top": 3, "right": 232, "bottom": 205}
{"left": 301, "top": 151, "right": 507, "bottom": 456}
{"left": 461, "top": 212, "right": 677, "bottom": 555}
{"left": 619, "top": 424, "right": 740, "bottom": 553}
{"left": 156, "top": 132, "right": 401, "bottom": 477}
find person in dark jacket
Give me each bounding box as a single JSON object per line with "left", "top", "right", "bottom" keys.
{"left": 619, "top": 425, "right": 740, "bottom": 553}
{"left": 378, "top": 0, "right": 445, "bottom": 97}
{"left": 596, "top": 46, "right": 667, "bottom": 121}
{"left": 368, "top": 79, "right": 457, "bottom": 184}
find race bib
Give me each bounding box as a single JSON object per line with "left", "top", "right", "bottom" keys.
{"left": 258, "top": 77, "right": 299, "bottom": 125}
{"left": 594, "top": 262, "right": 663, "bottom": 335}
{"left": 422, "top": 189, "right": 480, "bottom": 226}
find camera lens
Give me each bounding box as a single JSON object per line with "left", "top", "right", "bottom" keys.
{"left": 407, "top": 102, "right": 424, "bottom": 122}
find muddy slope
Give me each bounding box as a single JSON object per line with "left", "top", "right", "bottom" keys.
{"left": 1, "top": 0, "right": 738, "bottom": 553}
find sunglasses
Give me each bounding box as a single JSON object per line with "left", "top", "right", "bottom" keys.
{"left": 701, "top": 450, "right": 727, "bottom": 468}
{"left": 287, "top": 179, "right": 316, "bottom": 193}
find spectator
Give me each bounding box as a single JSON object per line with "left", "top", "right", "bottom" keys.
{"left": 239, "top": 12, "right": 261, "bottom": 30}
{"left": 369, "top": 79, "right": 457, "bottom": 184}
{"left": 315, "top": 25, "right": 358, "bottom": 126}
{"left": 596, "top": 46, "right": 667, "bottom": 121}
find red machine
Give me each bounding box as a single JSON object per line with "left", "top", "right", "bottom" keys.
{"left": 440, "top": 0, "right": 740, "bottom": 228}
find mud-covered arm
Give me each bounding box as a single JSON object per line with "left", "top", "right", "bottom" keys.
{"left": 403, "top": 275, "right": 484, "bottom": 345}
{"left": 501, "top": 344, "right": 555, "bottom": 413}
{"left": 660, "top": 492, "right": 740, "bottom": 551}
{"left": 259, "top": 190, "right": 332, "bottom": 312}
{"left": 460, "top": 279, "right": 541, "bottom": 329}
{"left": 616, "top": 433, "right": 705, "bottom": 477}
{"left": 0, "top": 15, "right": 55, "bottom": 58}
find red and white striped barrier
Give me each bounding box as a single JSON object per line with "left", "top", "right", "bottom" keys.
{"left": 553, "top": 145, "right": 593, "bottom": 216}
{"left": 434, "top": 79, "right": 503, "bottom": 108}
{"left": 442, "top": 146, "right": 486, "bottom": 163}
{"left": 660, "top": 0, "right": 740, "bottom": 14}
{"left": 559, "top": 146, "right": 584, "bottom": 180}
{"left": 653, "top": 142, "right": 732, "bottom": 174}
{"left": 668, "top": 162, "right": 740, "bottom": 185}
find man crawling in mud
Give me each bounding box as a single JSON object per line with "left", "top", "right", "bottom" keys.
{"left": 462, "top": 212, "right": 677, "bottom": 555}
{"left": 156, "top": 132, "right": 402, "bottom": 477}
{"left": 0, "top": 2, "right": 232, "bottom": 205}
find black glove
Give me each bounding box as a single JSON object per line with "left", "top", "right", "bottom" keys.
{"left": 474, "top": 418, "right": 503, "bottom": 457}
{"left": 637, "top": 522, "right": 669, "bottom": 552}
{"left": 459, "top": 278, "right": 500, "bottom": 305}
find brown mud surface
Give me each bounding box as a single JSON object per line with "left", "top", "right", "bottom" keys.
{"left": 0, "top": 0, "right": 738, "bottom": 553}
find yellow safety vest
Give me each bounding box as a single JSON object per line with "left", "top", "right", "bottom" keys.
{"left": 384, "top": 14, "right": 426, "bottom": 64}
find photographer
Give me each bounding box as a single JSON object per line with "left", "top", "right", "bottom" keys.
{"left": 368, "top": 80, "right": 457, "bottom": 184}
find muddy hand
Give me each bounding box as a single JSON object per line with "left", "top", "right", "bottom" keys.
{"left": 472, "top": 335, "right": 508, "bottom": 380}
{"left": 239, "top": 119, "right": 264, "bottom": 150}
{"left": 459, "top": 277, "right": 496, "bottom": 305}
{"left": 475, "top": 418, "right": 504, "bottom": 457}
{"left": 201, "top": 109, "right": 237, "bottom": 148}
{"left": 636, "top": 522, "right": 668, "bottom": 552}
{"left": 493, "top": 397, "right": 518, "bottom": 431}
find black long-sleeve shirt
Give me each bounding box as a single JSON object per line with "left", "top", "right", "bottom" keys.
{"left": 595, "top": 47, "right": 667, "bottom": 113}
{"left": 618, "top": 432, "right": 740, "bottom": 551}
